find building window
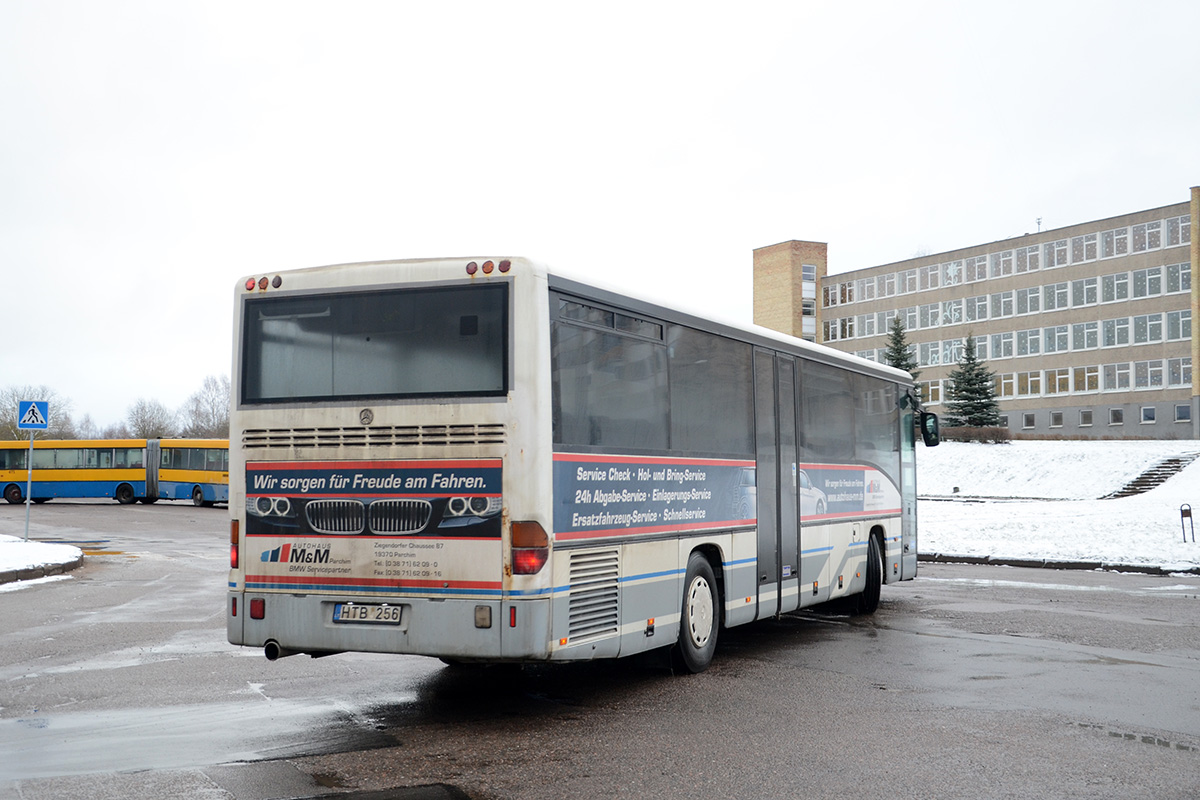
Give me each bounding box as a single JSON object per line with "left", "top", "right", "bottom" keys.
{"left": 902, "top": 306, "right": 918, "bottom": 330}
{"left": 876, "top": 272, "right": 895, "bottom": 297}
{"left": 1166, "top": 215, "right": 1191, "bottom": 247}
{"left": 1016, "top": 371, "right": 1042, "bottom": 396}
{"left": 1176, "top": 405, "right": 1192, "bottom": 423}
{"left": 1050, "top": 411, "right": 1064, "bottom": 428}
{"left": 1016, "top": 329, "right": 1041, "bottom": 357}
{"left": 965, "top": 256, "right": 988, "bottom": 282}
{"left": 1080, "top": 409, "right": 1093, "bottom": 427}
{"left": 1072, "top": 321, "right": 1099, "bottom": 351}
{"left": 1045, "top": 368, "right": 1071, "bottom": 394}
{"left": 802, "top": 264, "right": 817, "bottom": 281}
{"left": 991, "top": 332, "right": 1014, "bottom": 359}
{"left": 1132, "top": 267, "right": 1162, "bottom": 298}
{"left": 1167, "top": 310, "right": 1191, "bottom": 341}
{"left": 1101, "top": 272, "right": 1129, "bottom": 303}
{"left": 1045, "top": 239, "right": 1069, "bottom": 268}
{"left": 802, "top": 299, "right": 816, "bottom": 317}
{"left": 1102, "top": 317, "right": 1130, "bottom": 348}
{"left": 919, "top": 380, "right": 942, "bottom": 405}
{"left": 973, "top": 335, "right": 989, "bottom": 360}
{"left": 1043, "top": 325, "right": 1069, "bottom": 353}
{"left": 1103, "top": 363, "right": 1131, "bottom": 391}
{"left": 919, "top": 264, "right": 940, "bottom": 291}
{"left": 919, "top": 303, "right": 940, "bottom": 329}
{"left": 993, "top": 373, "right": 1015, "bottom": 398}
{"left": 856, "top": 278, "right": 875, "bottom": 301}
{"left": 1016, "top": 287, "right": 1041, "bottom": 315}
{"left": 1044, "top": 283, "right": 1069, "bottom": 311}
{"left": 823, "top": 285, "right": 837, "bottom": 308}
{"left": 1132, "top": 221, "right": 1162, "bottom": 252}
{"left": 990, "top": 250, "right": 1014, "bottom": 278}
{"left": 856, "top": 314, "right": 876, "bottom": 337}
{"left": 1141, "top": 406, "right": 1157, "bottom": 424}
{"left": 1070, "top": 233, "right": 1098, "bottom": 263}
{"left": 899, "top": 269, "right": 918, "bottom": 294}
{"left": 1073, "top": 365, "right": 1100, "bottom": 393}
{"left": 1071, "top": 277, "right": 1098, "bottom": 307}
{"left": 943, "top": 260, "right": 963, "bottom": 286}
{"left": 1134, "top": 360, "right": 1164, "bottom": 389}
{"left": 840, "top": 282, "right": 854, "bottom": 304}
{"left": 999, "top": 415, "right": 1010, "bottom": 428}
{"left": 942, "top": 299, "right": 963, "bottom": 326}
{"left": 1102, "top": 227, "right": 1129, "bottom": 258}
{"left": 1015, "top": 245, "right": 1040, "bottom": 273}
{"left": 1132, "top": 313, "right": 1163, "bottom": 344}
{"left": 1168, "top": 357, "right": 1192, "bottom": 387}
{"left": 919, "top": 342, "right": 941, "bottom": 367}
{"left": 965, "top": 295, "right": 989, "bottom": 322}
{"left": 1109, "top": 408, "right": 1124, "bottom": 425}
{"left": 1023, "top": 413, "right": 1036, "bottom": 429}
{"left": 1166, "top": 262, "right": 1191, "bottom": 293}
{"left": 990, "top": 291, "right": 1014, "bottom": 318}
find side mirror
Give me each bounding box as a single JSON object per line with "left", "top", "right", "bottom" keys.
{"left": 919, "top": 411, "right": 940, "bottom": 447}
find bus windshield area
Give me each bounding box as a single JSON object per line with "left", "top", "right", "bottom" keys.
{"left": 241, "top": 283, "right": 508, "bottom": 404}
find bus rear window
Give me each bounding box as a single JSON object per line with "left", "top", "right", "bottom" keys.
{"left": 241, "top": 284, "right": 508, "bottom": 403}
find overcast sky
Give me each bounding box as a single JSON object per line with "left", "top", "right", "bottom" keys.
{"left": 2, "top": 1, "right": 1198, "bottom": 428}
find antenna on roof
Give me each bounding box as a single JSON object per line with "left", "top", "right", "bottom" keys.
{"left": 1037, "top": 217, "right": 1042, "bottom": 232}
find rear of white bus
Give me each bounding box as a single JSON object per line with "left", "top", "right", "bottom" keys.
{"left": 226, "top": 258, "right": 555, "bottom": 662}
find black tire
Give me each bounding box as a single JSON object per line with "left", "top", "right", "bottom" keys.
{"left": 192, "top": 486, "right": 205, "bottom": 507}
{"left": 115, "top": 484, "right": 136, "bottom": 505}
{"left": 32, "top": 498, "right": 49, "bottom": 504}
{"left": 4, "top": 484, "right": 22, "bottom": 504}
{"left": 854, "top": 534, "right": 883, "bottom": 615}
{"left": 675, "top": 552, "right": 719, "bottom": 673}
{"left": 139, "top": 497, "right": 158, "bottom": 504}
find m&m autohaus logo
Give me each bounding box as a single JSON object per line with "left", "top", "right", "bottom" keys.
{"left": 260, "top": 544, "right": 331, "bottom": 564}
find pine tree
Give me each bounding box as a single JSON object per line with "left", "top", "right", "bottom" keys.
{"left": 944, "top": 336, "right": 1000, "bottom": 428}
{"left": 882, "top": 316, "right": 919, "bottom": 381}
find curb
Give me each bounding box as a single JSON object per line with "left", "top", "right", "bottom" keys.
{"left": 918, "top": 552, "right": 1200, "bottom": 576}
{"left": 0, "top": 554, "right": 84, "bottom": 586}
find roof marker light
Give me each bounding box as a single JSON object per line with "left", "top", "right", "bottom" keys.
{"left": 499, "top": 259, "right": 511, "bottom": 273}
{"left": 258, "top": 277, "right": 269, "bottom": 290}
{"left": 245, "top": 278, "right": 256, "bottom": 291}
{"left": 482, "top": 260, "right": 495, "bottom": 275}
{"left": 272, "top": 275, "right": 282, "bottom": 288}
{"left": 466, "top": 261, "right": 478, "bottom": 275}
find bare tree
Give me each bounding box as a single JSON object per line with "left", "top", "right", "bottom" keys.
{"left": 179, "top": 375, "right": 230, "bottom": 438}
{"left": 126, "top": 399, "right": 179, "bottom": 439}
{"left": 76, "top": 414, "right": 100, "bottom": 439}
{"left": 0, "top": 385, "right": 76, "bottom": 440}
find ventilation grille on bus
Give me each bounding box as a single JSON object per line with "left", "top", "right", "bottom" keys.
{"left": 242, "top": 424, "right": 506, "bottom": 450}
{"left": 568, "top": 549, "right": 620, "bottom": 641}
{"left": 305, "top": 499, "right": 366, "bottom": 535}
{"left": 368, "top": 499, "right": 433, "bottom": 534}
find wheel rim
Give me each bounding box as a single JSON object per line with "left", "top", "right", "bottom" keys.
{"left": 686, "top": 576, "right": 714, "bottom": 648}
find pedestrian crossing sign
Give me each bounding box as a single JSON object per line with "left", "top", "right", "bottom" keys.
{"left": 18, "top": 400, "right": 49, "bottom": 430}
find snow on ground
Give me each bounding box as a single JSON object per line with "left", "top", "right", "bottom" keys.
{"left": 918, "top": 439, "right": 1200, "bottom": 571}
{"left": 2, "top": 439, "right": 1199, "bottom": 583}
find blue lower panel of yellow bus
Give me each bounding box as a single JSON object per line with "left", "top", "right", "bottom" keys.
{"left": 26, "top": 481, "right": 147, "bottom": 500}
{"left": 158, "top": 481, "right": 229, "bottom": 503}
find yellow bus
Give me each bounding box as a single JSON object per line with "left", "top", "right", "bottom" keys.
{"left": 156, "top": 439, "right": 230, "bottom": 507}
{"left": 0, "top": 439, "right": 228, "bottom": 506}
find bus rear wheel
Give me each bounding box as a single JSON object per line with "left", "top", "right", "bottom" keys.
{"left": 674, "top": 552, "right": 719, "bottom": 673}
{"left": 115, "top": 484, "right": 136, "bottom": 505}
{"left": 4, "top": 484, "right": 23, "bottom": 504}
{"left": 192, "top": 486, "right": 209, "bottom": 507}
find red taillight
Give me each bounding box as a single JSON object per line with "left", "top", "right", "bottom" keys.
{"left": 230, "top": 520, "right": 239, "bottom": 569}
{"left": 245, "top": 278, "right": 256, "bottom": 291}
{"left": 250, "top": 598, "right": 265, "bottom": 619}
{"left": 511, "top": 521, "right": 549, "bottom": 575}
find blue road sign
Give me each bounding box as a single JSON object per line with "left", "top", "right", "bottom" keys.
{"left": 18, "top": 400, "right": 49, "bottom": 430}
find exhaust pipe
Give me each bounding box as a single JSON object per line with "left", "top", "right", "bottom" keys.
{"left": 264, "top": 640, "right": 299, "bottom": 661}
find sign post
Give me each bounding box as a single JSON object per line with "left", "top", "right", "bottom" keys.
{"left": 17, "top": 401, "right": 49, "bottom": 541}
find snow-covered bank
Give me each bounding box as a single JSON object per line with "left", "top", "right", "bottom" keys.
{"left": 0, "top": 534, "right": 83, "bottom": 587}
{"left": 918, "top": 440, "right": 1200, "bottom": 572}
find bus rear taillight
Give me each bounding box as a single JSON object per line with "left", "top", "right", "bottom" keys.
{"left": 230, "top": 520, "right": 239, "bottom": 569}
{"left": 511, "top": 521, "right": 549, "bottom": 575}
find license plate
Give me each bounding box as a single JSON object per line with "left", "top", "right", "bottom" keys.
{"left": 332, "top": 603, "right": 402, "bottom": 624}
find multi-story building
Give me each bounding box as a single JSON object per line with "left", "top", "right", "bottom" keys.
{"left": 754, "top": 189, "right": 1199, "bottom": 439}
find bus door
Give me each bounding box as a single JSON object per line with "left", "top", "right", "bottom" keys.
{"left": 753, "top": 350, "right": 800, "bottom": 619}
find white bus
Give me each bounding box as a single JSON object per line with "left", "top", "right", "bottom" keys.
{"left": 227, "top": 258, "right": 938, "bottom": 672}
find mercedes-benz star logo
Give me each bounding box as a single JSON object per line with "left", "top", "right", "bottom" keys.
{"left": 359, "top": 409, "right": 374, "bottom": 426}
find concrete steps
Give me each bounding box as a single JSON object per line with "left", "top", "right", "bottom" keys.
{"left": 1100, "top": 452, "right": 1200, "bottom": 499}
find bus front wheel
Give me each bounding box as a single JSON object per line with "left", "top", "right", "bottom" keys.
{"left": 115, "top": 484, "right": 136, "bottom": 505}
{"left": 675, "top": 552, "right": 719, "bottom": 674}
{"left": 4, "top": 484, "right": 22, "bottom": 504}
{"left": 853, "top": 535, "right": 883, "bottom": 615}
{"left": 192, "top": 487, "right": 206, "bottom": 507}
